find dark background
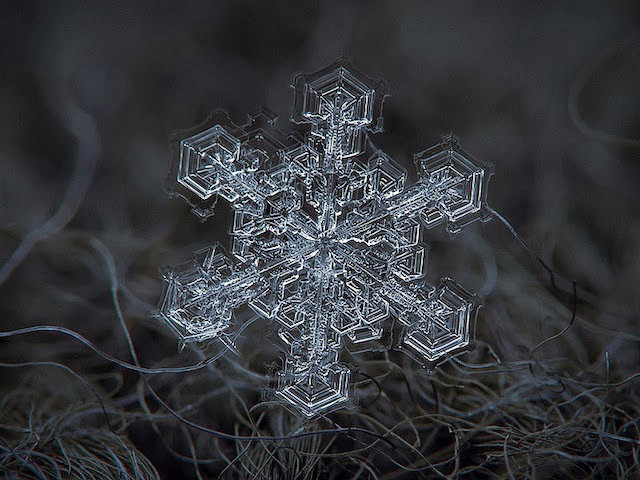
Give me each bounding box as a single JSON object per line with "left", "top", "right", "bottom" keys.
{"left": 1, "top": 1, "right": 640, "bottom": 478}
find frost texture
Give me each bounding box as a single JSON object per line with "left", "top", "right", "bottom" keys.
{"left": 158, "top": 59, "right": 493, "bottom": 417}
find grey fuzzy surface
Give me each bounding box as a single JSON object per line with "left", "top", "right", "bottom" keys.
{"left": 1, "top": 1, "right": 640, "bottom": 478}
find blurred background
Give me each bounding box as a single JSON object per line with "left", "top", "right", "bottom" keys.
{"left": 1, "top": 1, "right": 640, "bottom": 478}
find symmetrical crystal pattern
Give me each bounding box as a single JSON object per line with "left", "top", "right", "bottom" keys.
{"left": 157, "top": 59, "right": 493, "bottom": 417}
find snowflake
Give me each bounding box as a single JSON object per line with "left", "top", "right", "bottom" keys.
{"left": 157, "top": 59, "right": 493, "bottom": 417}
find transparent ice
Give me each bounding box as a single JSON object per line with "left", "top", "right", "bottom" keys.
{"left": 157, "top": 59, "right": 493, "bottom": 417}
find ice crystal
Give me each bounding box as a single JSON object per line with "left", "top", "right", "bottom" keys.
{"left": 157, "top": 59, "right": 494, "bottom": 417}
